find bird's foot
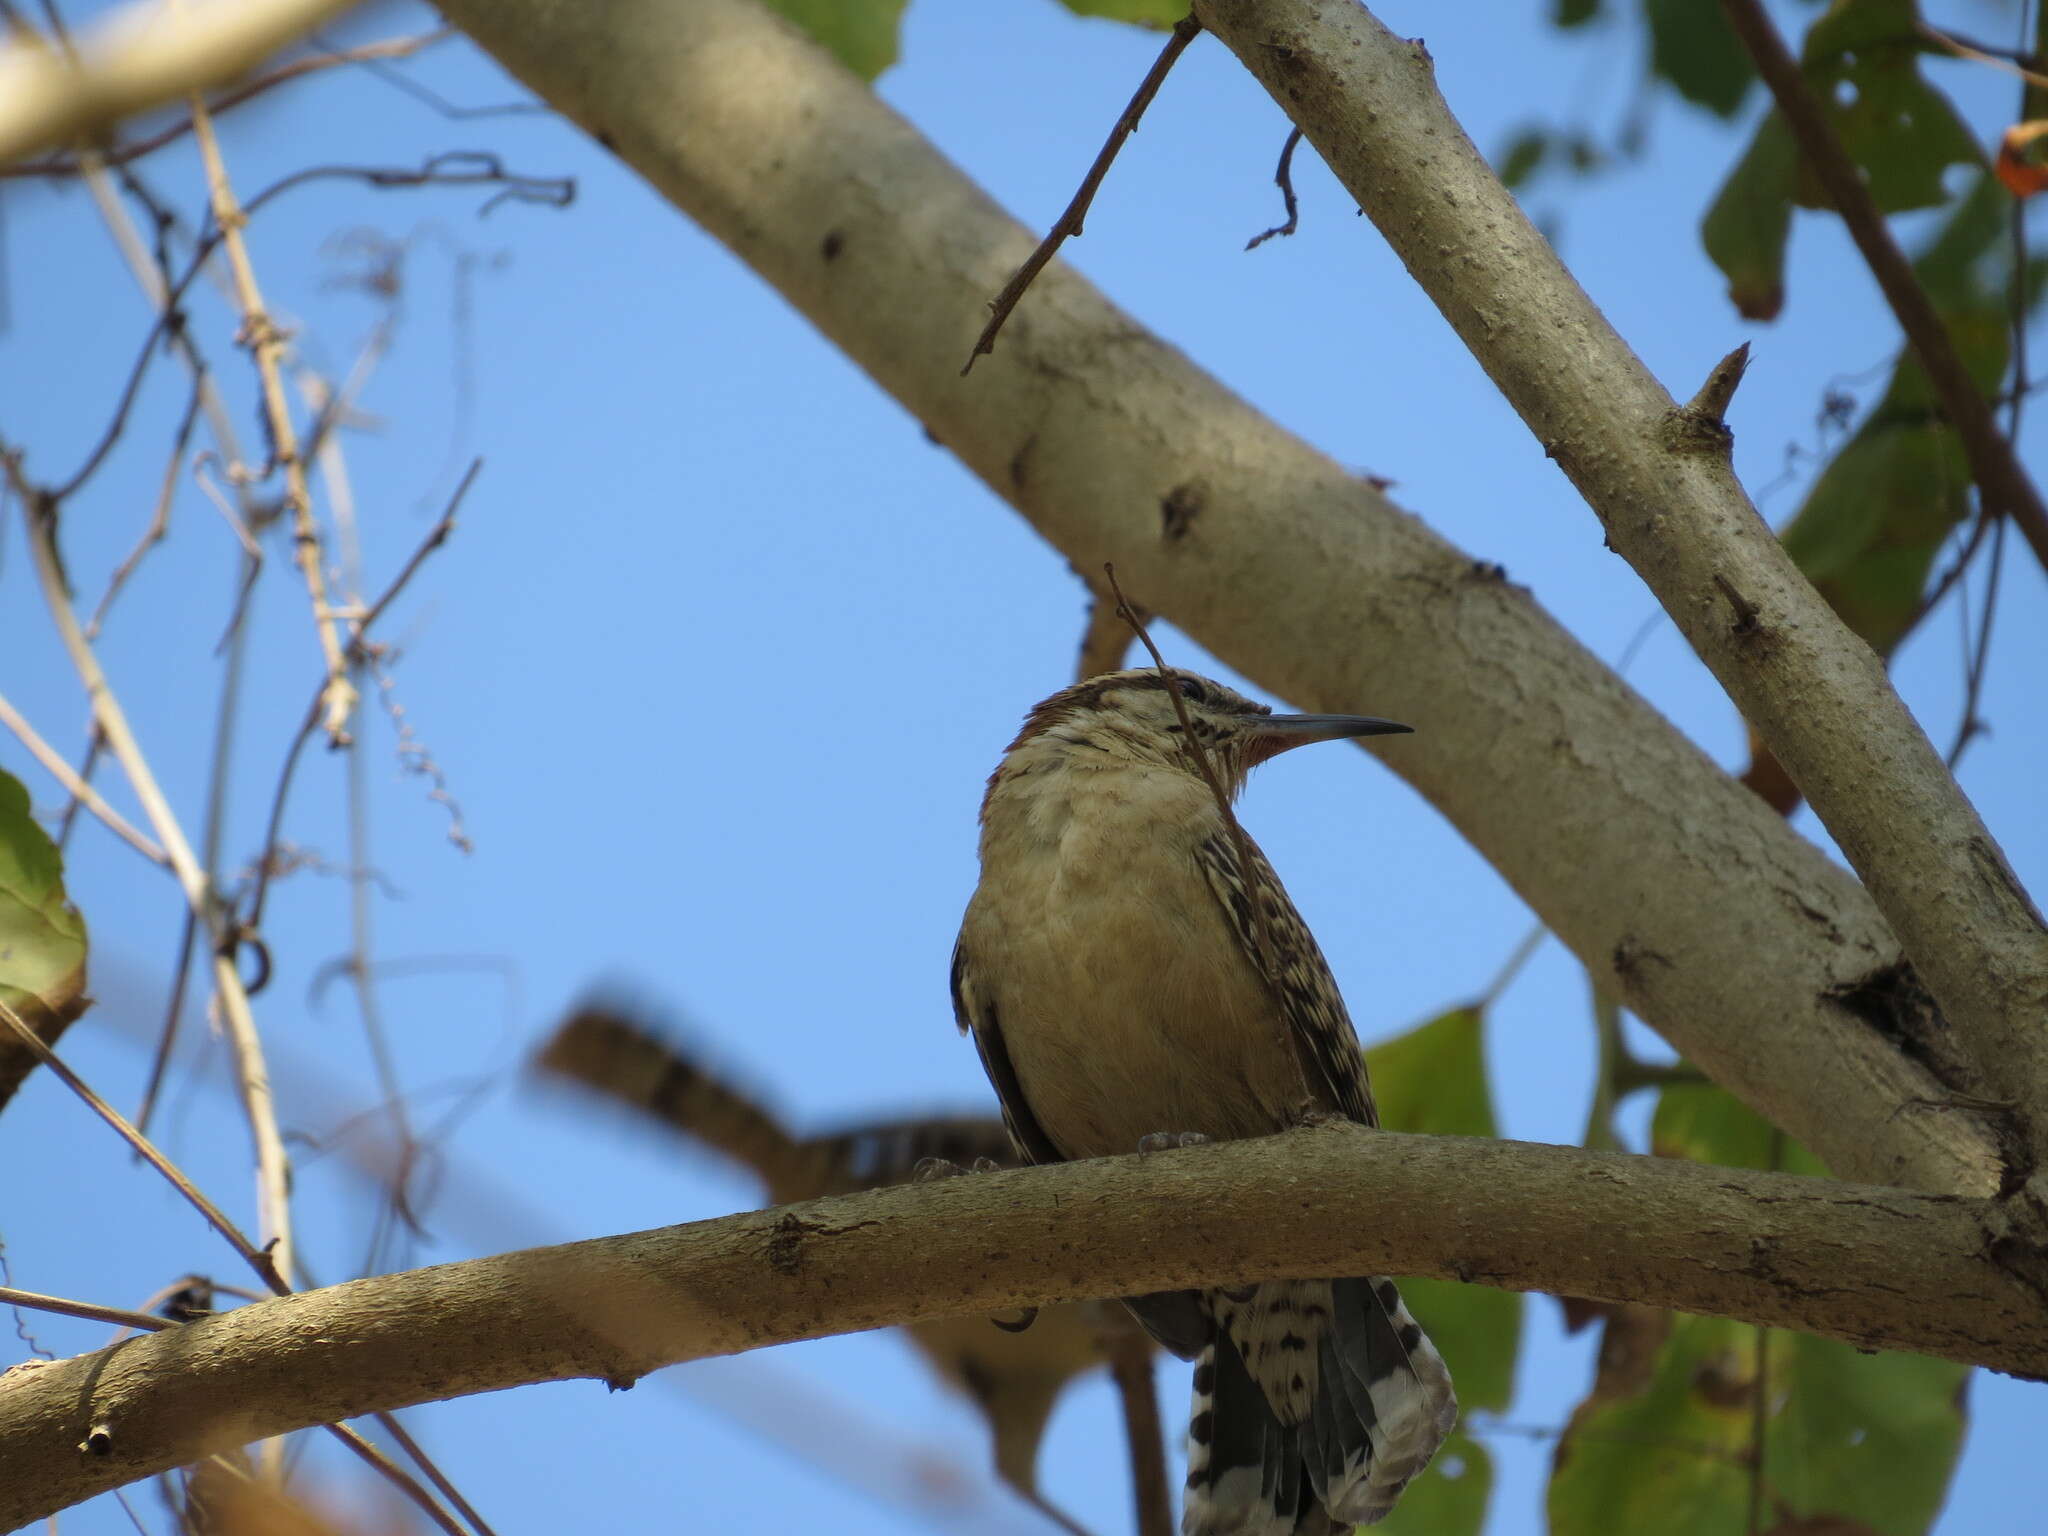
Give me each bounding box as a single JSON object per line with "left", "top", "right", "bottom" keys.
{"left": 912, "top": 1154, "right": 1004, "bottom": 1181}
{"left": 1136, "top": 1131, "right": 1211, "bottom": 1153}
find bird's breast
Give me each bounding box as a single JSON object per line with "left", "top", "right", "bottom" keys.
{"left": 966, "top": 785, "right": 1307, "bottom": 1160}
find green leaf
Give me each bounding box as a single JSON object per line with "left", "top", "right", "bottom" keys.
{"left": 1056, "top": 0, "right": 1188, "bottom": 27}
{"left": 0, "top": 767, "right": 89, "bottom": 1105}
{"left": 1374, "top": 1430, "right": 1492, "bottom": 1536}
{"left": 1498, "top": 128, "right": 1551, "bottom": 191}
{"left": 1798, "top": 0, "right": 1981, "bottom": 215}
{"left": 1702, "top": 1, "right": 1983, "bottom": 317}
{"left": 1549, "top": 1083, "right": 1966, "bottom": 1536}
{"left": 1366, "top": 1008, "right": 1522, "bottom": 1413}
{"left": 1549, "top": 1311, "right": 1966, "bottom": 1536}
{"left": 0, "top": 767, "right": 87, "bottom": 1022}
{"left": 1565, "top": 132, "right": 1607, "bottom": 174}
{"left": 761, "top": 0, "right": 909, "bottom": 80}
{"left": 1702, "top": 110, "right": 1797, "bottom": 319}
{"left": 1549, "top": 1310, "right": 1756, "bottom": 1536}
{"left": 1646, "top": 0, "right": 1755, "bottom": 118}
{"left": 1649, "top": 1081, "right": 1827, "bottom": 1174}
{"left": 1775, "top": 175, "right": 2029, "bottom": 656}
{"left": 1553, "top": 0, "right": 1603, "bottom": 27}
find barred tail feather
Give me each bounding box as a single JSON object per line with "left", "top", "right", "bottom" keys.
{"left": 1184, "top": 1337, "right": 1329, "bottom": 1536}
{"left": 1184, "top": 1280, "right": 1455, "bottom": 1535}
{"left": 1319, "top": 1277, "right": 1457, "bottom": 1525}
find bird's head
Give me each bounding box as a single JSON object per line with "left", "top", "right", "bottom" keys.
{"left": 991, "top": 668, "right": 1411, "bottom": 800}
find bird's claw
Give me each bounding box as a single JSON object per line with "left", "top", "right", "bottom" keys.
{"left": 1136, "top": 1131, "right": 1211, "bottom": 1153}
{"left": 913, "top": 1154, "right": 1005, "bottom": 1182}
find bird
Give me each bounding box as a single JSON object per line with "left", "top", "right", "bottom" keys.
{"left": 534, "top": 1002, "right": 1151, "bottom": 1536}
{"left": 951, "top": 667, "right": 1457, "bottom": 1535}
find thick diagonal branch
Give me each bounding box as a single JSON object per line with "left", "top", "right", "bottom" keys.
{"left": 1190, "top": 0, "right": 2048, "bottom": 1167}
{"left": 2, "top": 1127, "right": 2042, "bottom": 1527}
{"left": 434, "top": 0, "right": 2005, "bottom": 1196}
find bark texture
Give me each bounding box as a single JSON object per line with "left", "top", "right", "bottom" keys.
{"left": 1191, "top": 0, "right": 2048, "bottom": 1169}
{"left": 429, "top": 0, "right": 2011, "bottom": 1197}
{"left": 4, "top": 1126, "right": 2043, "bottom": 1528}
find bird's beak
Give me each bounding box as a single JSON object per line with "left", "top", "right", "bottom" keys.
{"left": 1248, "top": 713, "right": 1412, "bottom": 764}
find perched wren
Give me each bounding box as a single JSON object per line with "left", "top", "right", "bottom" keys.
{"left": 953, "top": 668, "right": 1455, "bottom": 1534}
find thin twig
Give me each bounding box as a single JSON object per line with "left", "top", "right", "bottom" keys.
{"left": 1947, "top": 499, "right": 2008, "bottom": 767}
{"left": 75, "top": 155, "right": 251, "bottom": 527}
{"left": 245, "top": 464, "right": 476, "bottom": 934}
{"left": 962, "top": 15, "right": 1201, "bottom": 373}
{"left": 54, "top": 149, "right": 557, "bottom": 514}
{"left": 1102, "top": 1318, "right": 1171, "bottom": 1536}
{"left": 369, "top": 1411, "right": 500, "bottom": 1536}
{"left": 1075, "top": 575, "right": 1142, "bottom": 681}
{"left": 247, "top": 699, "right": 322, "bottom": 936}
{"left": 1477, "top": 922, "right": 1547, "bottom": 1010}
{"left": 1718, "top": 0, "right": 2048, "bottom": 577}
{"left": 1946, "top": 8, "right": 2040, "bottom": 772}
{"left": 0, "top": 1000, "right": 483, "bottom": 1536}
{"left": 362, "top": 459, "right": 476, "bottom": 635}
{"left": 367, "top": 650, "right": 474, "bottom": 853}
{"left": 69, "top": 110, "right": 280, "bottom": 1185}
{"left": 184, "top": 88, "right": 357, "bottom": 746}
{"left": 192, "top": 454, "right": 267, "bottom": 651}
{"left": 0, "top": 1284, "right": 174, "bottom": 1334}
{"left": 334, "top": 40, "right": 546, "bottom": 121}
{"left": 238, "top": 151, "right": 576, "bottom": 224}
{"left": 310, "top": 372, "right": 427, "bottom": 1258}
{"left": 53, "top": 726, "right": 105, "bottom": 852}
{"left": 0, "top": 689, "right": 165, "bottom": 863}
{"left": 0, "top": 1245, "right": 57, "bottom": 1362}
{"left": 1246, "top": 126, "right": 1305, "bottom": 250}
{"left": 322, "top": 1426, "right": 474, "bottom": 1536}
{"left": 86, "top": 375, "right": 204, "bottom": 637}
{"left": 12, "top": 477, "right": 297, "bottom": 1294}
{"left": 0, "top": 997, "right": 281, "bottom": 1290}
{"left": 1103, "top": 564, "right": 1301, "bottom": 1100}
{"left": 1909, "top": 505, "right": 1995, "bottom": 633}
{"left": 1917, "top": 21, "right": 2048, "bottom": 92}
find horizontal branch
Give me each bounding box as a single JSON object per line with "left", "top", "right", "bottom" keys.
{"left": 2, "top": 1127, "right": 2041, "bottom": 1526}
{"left": 1190, "top": 0, "right": 2048, "bottom": 1167}
{"left": 433, "top": 0, "right": 2009, "bottom": 1197}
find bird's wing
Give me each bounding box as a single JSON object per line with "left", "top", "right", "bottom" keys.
{"left": 1194, "top": 830, "right": 1380, "bottom": 1129}
{"left": 950, "top": 936, "right": 1066, "bottom": 1166}
{"left": 541, "top": 1004, "right": 1019, "bottom": 1201}
{"left": 952, "top": 933, "right": 1212, "bottom": 1359}
{"left": 536, "top": 1004, "right": 808, "bottom": 1190}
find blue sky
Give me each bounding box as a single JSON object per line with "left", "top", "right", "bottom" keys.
{"left": 1, "top": 1, "right": 2043, "bottom": 1533}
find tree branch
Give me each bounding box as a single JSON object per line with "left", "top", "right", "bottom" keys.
{"left": 2, "top": 1126, "right": 2042, "bottom": 1527}
{"left": 1, "top": 32, "right": 449, "bottom": 180}
{"left": 1718, "top": 0, "right": 2048, "bottom": 576}
{"left": 433, "top": 0, "right": 2007, "bottom": 1197}
{"left": 0, "top": 0, "right": 358, "bottom": 166}
{"left": 1188, "top": 0, "right": 2048, "bottom": 1170}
